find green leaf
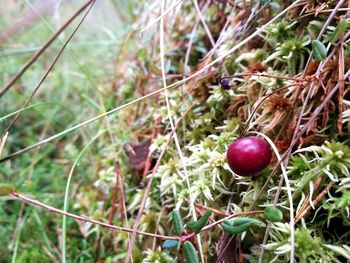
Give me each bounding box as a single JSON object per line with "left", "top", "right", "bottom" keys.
{"left": 312, "top": 40, "right": 327, "bottom": 62}
{"left": 264, "top": 207, "right": 283, "bottom": 222}
{"left": 136, "top": 48, "right": 146, "bottom": 59}
{"left": 329, "top": 19, "right": 350, "bottom": 43}
{"left": 307, "top": 21, "right": 323, "bottom": 39}
{"left": 162, "top": 239, "right": 179, "bottom": 249}
{"left": 172, "top": 209, "right": 184, "bottom": 235}
{"left": 182, "top": 241, "right": 199, "bottom": 263}
{"left": 0, "top": 183, "right": 15, "bottom": 196}
{"left": 187, "top": 210, "right": 212, "bottom": 233}
{"left": 221, "top": 217, "right": 255, "bottom": 235}
{"left": 232, "top": 217, "right": 255, "bottom": 226}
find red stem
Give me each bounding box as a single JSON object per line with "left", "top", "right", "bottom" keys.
{"left": 108, "top": 161, "right": 121, "bottom": 224}
{"left": 11, "top": 191, "right": 179, "bottom": 241}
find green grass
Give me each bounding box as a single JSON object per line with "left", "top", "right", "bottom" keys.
{"left": 0, "top": 1, "right": 138, "bottom": 261}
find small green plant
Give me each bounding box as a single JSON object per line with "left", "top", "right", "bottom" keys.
{"left": 172, "top": 209, "right": 184, "bottom": 235}
{"left": 264, "top": 223, "right": 343, "bottom": 262}
{"left": 187, "top": 210, "right": 212, "bottom": 233}
{"left": 311, "top": 40, "right": 327, "bottom": 61}
{"left": 323, "top": 190, "right": 350, "bottom": 226}
{"left": 182, "top": 241, "right": 199, "bottom": 263}
{"left": 221, "top": 217, "right": 255, "bottom": 235}
{"left": 264, "top": 207, "right": 283, "bottom": 222}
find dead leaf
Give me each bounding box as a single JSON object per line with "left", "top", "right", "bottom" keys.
{"left": 124, "top": 139, "right": 152, "bottom": 176}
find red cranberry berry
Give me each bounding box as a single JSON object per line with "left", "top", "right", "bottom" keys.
{"left": 219, "top": 78, "right": 232, "bottom": 90}
{"left": 226, "top": 136, "right": 272, "bottom": 176}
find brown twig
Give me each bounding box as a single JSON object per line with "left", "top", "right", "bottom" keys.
{"left": 108, "top": 161, "right": 122, "bottom": 224}
{"left": 11, "top": 191, "right": 179, "bottom": 241}
{"left": 292, "top": 68, "right": 350, "bottom": 148}
{"left": 287, "top": 0, "right": 346, "bottom": 152}
{"left": 194, "top": 203, "right": 229, "bottom": 217}
{"left": 338, "top": 37, "right": 345, "bottom": 135}
{"left": 296, "top": 175, "right": 323, "bottom": 219}
{"left": 10, "top": 190, "right": 264, "bottom": 246}
{"left": 294, "top": 182, "right": 333, "bottom": 224}
{"left": 242, "top": 82, "right": 305, "bottom": 135}
{"left": 114, "top": 162, "right": 127, "bottom": 226}
{"left": 297, "top": 8, "right": 350, "bottom": 20}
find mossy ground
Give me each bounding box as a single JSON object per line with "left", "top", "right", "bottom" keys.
{"left": 1, "top": 0, "right": 350, "bottom": 262}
